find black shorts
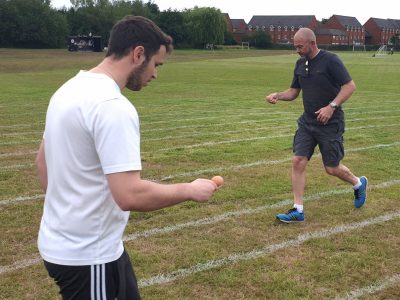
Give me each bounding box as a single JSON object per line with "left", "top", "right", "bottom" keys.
{"left": 44, "top": 249, "right": 141, "bottom": 300}
{"left": 293, "top": 120, "right": 344, "bottom": 167}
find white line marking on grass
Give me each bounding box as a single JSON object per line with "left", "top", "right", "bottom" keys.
{"left": 0, "top": 194, "right": 44, "bottom": 206}
{"left": 2, "top": 108, "right": 399, "bottom": 132}
{"left": 1, "top": 180, "right": 399, "bottom": 275}
{"left": 0, "top": 139, "right": 40, "bottom": 146}
{"left": 137, "top": 211, "right": 400, "bottom": 288}
{"left": 161, "top": 142, "right": 400, "bottom": 180}
{"left": 0, "top": 121, "right": 396, "bottom": 164}
{"left": 333, "top": 273, "right": 400, "bottom": 300}
{"left": 141, "top": 111, "right": 296, "bottom": 125}
{"left": 0, "top": 257, "right": 42, "bottom": 275}
{"left": 143, "top": 125, "right": 295, "bottom": 142}
{"left": 0, "top": 131, "right": 42, "bottom": 137}
{"left": 161, "top": 157, "right": 293, "bottom": 180}
{"left": 0, "top": 163, "right": 34, "bottom": 170}
{"left": 146, "top": 134, "right": 293, "bottom": 153}
{"left": 146, "top": 113, "right": 399, "bottom": 135}
{"left": 0, "top": 150, "right": 38, "bottom": 158}
{"left": 145, "top": 122, "right": 400, "bottom": 153}
{"left": 123, "top": 179, "right": 399, "bottom": 241}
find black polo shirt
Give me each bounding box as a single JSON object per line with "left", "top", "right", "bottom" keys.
{"left": 291, "top": 50, "right": 352, "bottom": 125}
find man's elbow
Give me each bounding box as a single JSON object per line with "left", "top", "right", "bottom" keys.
{"left": 348, "top": 80, "right": 357, "bottom": 93}
{"left": 113, "top": 194, "right": 148, "bottom": 212}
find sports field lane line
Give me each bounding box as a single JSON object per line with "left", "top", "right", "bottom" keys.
{"left": 333, "top": 273, "right": 400, "bottom": 300}
{"left": 123, "top": 180, "right": 400, "bottom": 242}
{"left": 1, "top": 111, "right": 398, "bottom": 143}
{"left": 137, "top": 211, "right": 400, "bottom": 288}
{"left": 0, "top": 119, "right": 397, "bottom": 160}
{"left": 142, "top": 123, "right": 399, "bottom": 142}
{"left": 1, "top": 107, "right": 399, "bottom": 131}
{"left": 0, "top": 150, "right": 38, "bottom": 158}
{"left": 0, "top": 194, "right": 44, "bottom": 206}
{"left": 144, "top": 122, "right": 400, "bottom": 153}
{"left": 0, "top": 180, "right": 398, "bottom": 275}
{"left": 1, "top": 143, "right": 399, "bottom": 205}
{"left": 160, "top": 141, "right": 400, "bottom": 180}
{"left": 141, "top": 111, "right": 400, "bottom": 133}
{"left": 0, "top": 120, "right": 398, "bottom": 161}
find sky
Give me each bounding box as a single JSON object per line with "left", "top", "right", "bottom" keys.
{"left": 51, "top": 0, "right": 399, "bottom": 25}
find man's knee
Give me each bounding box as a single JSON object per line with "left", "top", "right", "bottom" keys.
{"left": 292, "top": 156, "right": 308, "bottom": 171}
{"left": 324, "top": 165, "right": 340, "bottom": 176}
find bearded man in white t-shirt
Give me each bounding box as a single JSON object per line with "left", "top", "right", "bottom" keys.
{"left": 36, "top": 15, "right": 218, "bottom": 300}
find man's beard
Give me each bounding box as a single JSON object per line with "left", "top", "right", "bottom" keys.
{"left": 126, "top": 60, "right": 148, "bottom": 91}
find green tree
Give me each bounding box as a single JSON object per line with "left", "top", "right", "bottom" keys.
{"left": 157, "top": 9, "right": 188, "bottom": 47}
{"left": 245, "top": 30, "right": 272, "bottom": 49}
{"left": 184, "top": 7, "right": 226, "bottom": 48}
{"left": 0, "top": 0, "right": 68, "bottom": 48}
{"left": 66, "top": 0, "right": 159, "bottom": 47}
{"left": 223, "top": 31, "right": 237, "bottom": 45}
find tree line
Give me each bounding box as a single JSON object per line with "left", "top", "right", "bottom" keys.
{"left": 0, "top": 0, "right": 233, "bottom": 49}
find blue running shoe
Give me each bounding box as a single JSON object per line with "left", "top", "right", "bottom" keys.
{"left": 354, "top": 176, "right": 368, "bottom": 208}
{"left": 276, "top": 208, "right": 304, "bottom": 223}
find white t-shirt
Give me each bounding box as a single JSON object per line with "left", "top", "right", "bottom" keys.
{"left": 38, "top": 71, "right": 142, "bottom": 265}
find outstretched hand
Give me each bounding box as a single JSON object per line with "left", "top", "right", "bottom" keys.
{"left": 266, "top": 92, "right": 279, "bottom": 104}
{"left": 189, "top": 178, "right": 219, "bottom": 202}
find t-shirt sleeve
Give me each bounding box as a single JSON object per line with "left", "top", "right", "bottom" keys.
{"left": 88, "top": 98, "right": 142, "bottom": 174}
{"left": 328, "top": 55, "right": 352, "bottom": 86}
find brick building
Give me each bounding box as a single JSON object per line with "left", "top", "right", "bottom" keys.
{"left": 231, "top": 19, "right": 249, "bottom": 43}
{"left": 223, "top": 13, "right": 233, "bottom": 33}
{"left": 322, "top": 15, "right": 365, "bottom": 45}
{"left": 224, "top": 13, "right": 398, "bottom": 47}
{"left": 314, "top": 28, "right": 348, "bottom": 45}
{"left": 247, "top": 15, "right": 319, "bottom": 44}
{"left": 363, "top": 18, "right": 400, "bottom": 45}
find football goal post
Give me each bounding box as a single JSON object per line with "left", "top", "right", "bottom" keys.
{"left": 352, "top": 42, "right": 366, "bottom": 52}
{"left": 241, "top": 42, "right": 249, "bottom": 50}
{"left": 373, "top": 45, "right": 388, "bottom": 57}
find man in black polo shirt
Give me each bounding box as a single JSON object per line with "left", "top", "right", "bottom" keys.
{"left": 266, "top": 28, "right": 367, "bottom": 223}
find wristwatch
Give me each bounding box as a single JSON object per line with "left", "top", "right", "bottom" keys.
{"left": 329, "top": 101, "right": 338, "bottom": 109}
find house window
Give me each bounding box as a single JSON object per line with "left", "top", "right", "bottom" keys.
{"left": 284, "top": 26, "right": 288, "bottom": 31}
{"left": 262, "top": 26, "right": 266, "bottom": 31}
{"left": 278, "top": 26, "right": 281, "bottom": 31}
{"left": 270, "top": 25, "right": 274, "bottom": 31}
{"left": 248, "top": 25, "right": 252, "bottom": 30}
{"left": 291, "top": 26, "right": 294, "bottom": 31}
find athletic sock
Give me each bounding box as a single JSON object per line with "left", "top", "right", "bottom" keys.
{"left": 353, "top": 177, "right": 362, "bottom": 190}
{"left": 294, "top": 204, "right": 304, "bottom": 213}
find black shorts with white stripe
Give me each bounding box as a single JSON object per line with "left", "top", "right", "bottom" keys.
{"left": 44, "top": 249, "right": 141, "bottom": 300}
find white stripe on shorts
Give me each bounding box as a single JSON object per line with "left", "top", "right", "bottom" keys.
{"left": 91, "top": 264, "right": 106, "bottom": 300}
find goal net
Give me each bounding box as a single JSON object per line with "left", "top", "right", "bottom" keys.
{"left": 374, "top": 45, "right": 388, "bottom": 56}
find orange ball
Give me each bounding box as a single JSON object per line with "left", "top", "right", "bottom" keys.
{"left": 211, "top": 175, "right": 224, "bottom": 187}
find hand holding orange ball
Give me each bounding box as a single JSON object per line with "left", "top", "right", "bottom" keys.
{"left": 211, "top": 175, "right": 224, "bottom": 187}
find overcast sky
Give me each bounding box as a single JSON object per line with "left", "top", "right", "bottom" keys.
{"left": 51, "top": 0, "right": 399, "bottom": 25}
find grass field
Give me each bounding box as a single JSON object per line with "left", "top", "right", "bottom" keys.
{"left": 0, "top": 48, "right": 399, "bottom": 299}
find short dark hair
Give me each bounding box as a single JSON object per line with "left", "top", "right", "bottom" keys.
{"left": 106, "top": 16, "right": 173, "bottom": 60}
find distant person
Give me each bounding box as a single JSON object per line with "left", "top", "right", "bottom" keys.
{"left": 36, "top": 15, "right": 219, "bottom": 299}
{"left": 265, "top": 28, "right": 367, "bottom": 223}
